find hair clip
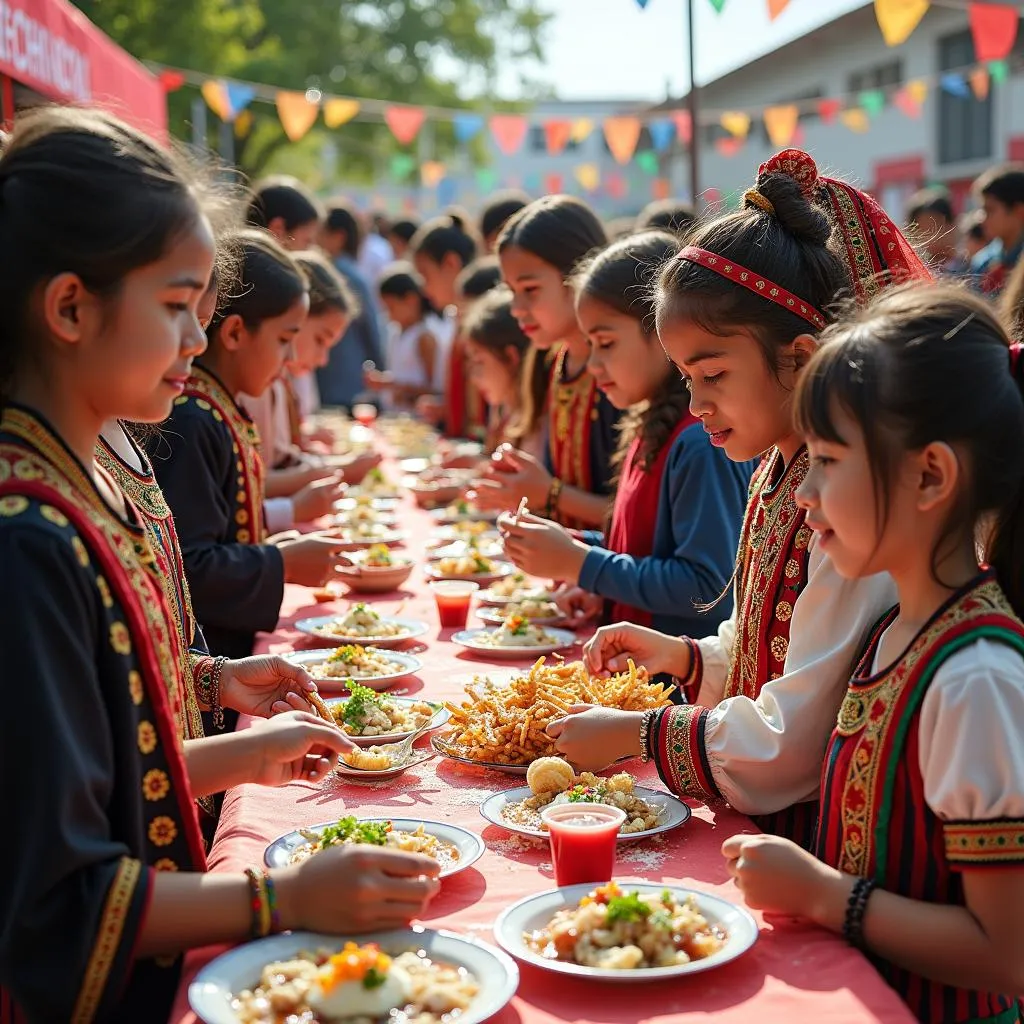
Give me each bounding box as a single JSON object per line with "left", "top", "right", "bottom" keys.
{"left": 743, "top": 189, "right": 775, "bottom": 216}
{"left": 942, "top": 311, "right": 977, "bottom": 341}
{"left": 1009, "top": 341, "right": 1023, "bottom": 377}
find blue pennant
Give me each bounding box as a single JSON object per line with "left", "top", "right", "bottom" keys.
{"left": 648, "top": 118, "right": 676, "bottom": 151}
{"left": 940, "top": 73, "right": 971, "bottom": 100}
{"left": 453, "top": 113, "right": 485, "bottom": 143}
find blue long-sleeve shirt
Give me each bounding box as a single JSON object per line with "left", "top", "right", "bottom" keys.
{"left": 576, "top": 422, "right": 756, "bottom": 638}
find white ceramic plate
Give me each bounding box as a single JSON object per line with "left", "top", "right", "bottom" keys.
{"left": 324, "top": 696, "right": 450, "bottom": 745}
{"left": 430, "top": 539, "right": 506, "bottom": 560}
{"left": 477, "top": 606, "right": 565, "bottom": 627}
{"left": 335, "top": 746, "right": 435, "bottom": 780}
{"left": 425, "top": 559, "right": 515, "bottom": 585}
{"left": 452, "top": 626, "right": 576, "bottom": 659}
{"left": 479, "top": 785, "right": 691, "bottom": 841}
{"left": 264, "top": 818, "right": 485, "bottom": 876}
{"left": 335, "top": 496, "right": 400, "bottom": 512}
{"left": 429, "top": 526, "right": 501, "bottom": 547}
{"left": 190, "top": 926, "right": 518, "bottom": 1024}
{"left": 333, "top": 510, "right": 399, "bottom": 528}
{"left": 430, "top": 506, "right": 496, "bottom": 525}
{"left": 331, "top": 528, "right": 407, "bottom": 551}
{"left": 478, "top": 586, "right": 556, "bottom": 607}
{"left": 283, "top": 648, "right": 422, "bottom": 693}
{"left": 295, "top": 615, "right": 429, "bottom": 649}
{"left": 494, "top": 883, "right": 758, "bottom": 982}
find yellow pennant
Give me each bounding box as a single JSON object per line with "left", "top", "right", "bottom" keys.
{"left": 574, "top": 163, "right": 600, "bottom": 192}
{"left": 570, "top": 118, "right": 594, "bottom": 144}
{"left": 324, "top": 98, "right": 360, "bottom": 128}
{"left": 840, "top": 108, "right": 870, "bottom": 133}
{"left": 200, "top": 80, "right": 231, "bottom": 122}
{"left": 234, "top": 110, "right": 253, "bottom": 138}
{"left": 906, "top": 79, "right": 929, "bottom": 106}
{"left": 420, "top": 161, "right": 446, "bottom": 188}
{"left": 874, "top": 0, "right": 930, "bottom": 47}
{"left": 720, "top": 111, "right": 751, "bottom": 139}
{"left": 762, "top": 105, "right": 799, "bottom": 148}
{"left": 276, "top": 91, "right": 320, "bottom": 142}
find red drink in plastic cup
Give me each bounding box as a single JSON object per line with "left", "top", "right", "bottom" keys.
{"left": 353, "top": 403, "right": 378, "bottom": 427}
{"left": 541, "top": 804, "right": 626, "bottom": 887}
{"left": 430, "top": 580, "right": 479, "bottom": 629}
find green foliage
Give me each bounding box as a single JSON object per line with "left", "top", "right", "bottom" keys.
{"left": 77, "top": 0, "right": 549, "bottom": 178}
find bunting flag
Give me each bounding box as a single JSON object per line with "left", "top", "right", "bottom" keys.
{"left": 969, "top": 2, "right": 1018, "bottom": 62}
{"left": 990, "top": 59, "right": 1010, "bottom": 83}
{"left": 817, "top": 97, "right": 843, "bottom": 123}
{"left": 859, "top": 89, "right": 887, "bottom": 117}
{"left": 200, "top": 80, "right": 231, "bottom": 122}
{"left": 475, "top": 167, "right": 499, "bottom": 193}
{"left": 893, "top": 84, "right": 924, "bottom": 117}
{"left": 490, "top": 114, "right": 529, "bottom": 155}
{"left": 225, "top": 83, "right": 256, "bottom": 119}
{"left": 648, "top": 118, "right": 676, "bottom": 152}
{"left": 840, "top": 108, "right": 870, "bottom": 133}
{"left": 634, "top": 0, "right": 650, "bottom": 8}
{"left": 544, "top": 172, "right": 563, "bottom": 194}
{"left": 970, "top": 67, "right": 991, "bottom": 100}
{"left": 874, "top": 0, "right": 930, "bottom": 47}
{"left": 421, "top": 161, "right": 446, "bottom": 188}
{"left": 906, "top": 78, "right": 929, "bottom": 106}
{"left": 385, "top": 105, "right": 426, "bottom": 145}
{"left": 234, "top": 110, "right": 253, "bottom": 137}
{"left": 767, "top": 0, "right": 791, "bottom": 18}
{"left": 720, "top": 111, "right": 751, "bottom": 139}
{"left": 708, "top": 0, "right": 727, "bottom": 11}
{"left": 158, "top": 69, "right": 185, "bottom": 92}
{"left": 941, "top": 72, "right": 971, "bottom": 99}
{"left": 390, "top": 153, "right": 417, "bottom": 180}
{"left": 606, "top": 172, "right": 627, "bottom": 199}
{"left": 324, "top": 98, "right": 360, "bottom": 128}
{"left": 652, "top": 177, "right": 672, "bottom": 201}
{"left": 544, "top": 119, "right": 573, "bottom": 155}
{"left": 672, "top": 110, "right": 693, "bottom": 145}
{"left": 763, "top": 104, "right": 799, "bottom": 147}
{"left": 635, "top": 150, "right": 660, "bottom": 175}
{"left": 575, "top": 163, "right": 600, "bottom": 192}
{"left": 715, "top": 136, "right": 744, "bottom": 157}
{"left": 453, "top": 112, "right": 484, "bottom": 143}
{"left": 570, "top": 118, "right": 594, "bottom": 144}
{"left": 276, "top": 91, "right": 319, "bottom": 141}
{"left": 603, "top": 116, "right": 643, "bottom": 164}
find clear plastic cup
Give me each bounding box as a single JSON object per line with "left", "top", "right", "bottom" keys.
{"left": 429, "top": 580, "right": 479, "bottom": 630}
{"left": 541, "top": 803, "right": 626, "bottom": 887}
{"left": 352, "top": 403, "right": 378, "bottom": 426}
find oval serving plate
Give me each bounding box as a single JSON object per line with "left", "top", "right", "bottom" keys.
{"left": 283, "top": 647, "right": 422, "bottom": 693}
{"left": 294, "top": 615, "right": 429, "bottom": 649}
{"left": 323, "top": 696, "right": 450, "bottom": 745}
{"left": 451, "top": 626, "right": 576, "bottom": 660}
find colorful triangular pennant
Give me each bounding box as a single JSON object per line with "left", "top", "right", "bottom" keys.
{"left": 720, "top": 111, "right": 751, "bottom": 139}
{"left": 200, "top": 80, "right": 231, "bottom": 122}
{"left": 767, "top": 0, "right": 790, "bottom": 18}
{"left": 324, "top": 99, "right": 360, "bottom": 128}
{"left": 672, "top": 110, "right": 693, "bottom": 145}
{"left": 940, "top": 73, "right": 971, "bottom": 99}
{"left": 635, "top": 150, "right": 660, "bottom": 175}
{"left": 970, "top": 67, "right": 991, "bottom": 100}
{"left": 276, "top": 91, "right": 319, "bottom": 141}
{"left": 969, "top": 2, "right": 1018, "bottom": 62}
{"left": 385, "top": 106, "right": 425, "bottom": 146}
{"left": 840, "top": 108, "right": 870, "bottom": 133}
{"left": 817, "top": 97, "right": 843, "bottom": 124}
{"left": 421, "top": 161, "right": 446, "bottom": 188}
{"left": 543, "top": 119, "right": 573, "bottom": 155}
{"left": 874, "top": 0, "right": 930, "bottom": 47}
{"left": 570, "top": 118, "right": 594, "bottom": 144}
{"left": 763, "top": 104, "right": 799, "bottom": 147}
{"left": 453, "top": 112, "right": 484, "bottom": 143}
{"left": 648, "top": 119, "right": 676, "bottom": 152}
{"left": 490, "top": 114, "right": 529, "bottom": 155}
{"left": 574, "top": 164, "right": 600, "bottom": 192}
{"left": 603, "top": 116, "right": 643, "bottom": 164}
{"left": 859, "top": 89, "right": 887, "bottom": 117}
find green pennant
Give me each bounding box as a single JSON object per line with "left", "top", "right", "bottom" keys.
{"left": 475, "top": 167, "right": 499, "bottom": 193}
{"left": 859, "top": 89, "right": 886, "bottom": 117}
{"left": 708, "top": 0, "right": 726, "bottom": 10}
{"left": 989, "top": 59, "right": 1009, "bottom": 84}
{"left": 635, "top": 150, "right": 659, "bottom": 175}
{"left": 389, "top": 154, "right": 416, "bottom": 180}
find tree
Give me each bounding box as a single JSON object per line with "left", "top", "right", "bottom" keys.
{"left": 77, "top": 0, "right": 549, "bottom": 177}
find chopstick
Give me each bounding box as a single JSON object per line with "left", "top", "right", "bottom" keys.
{"left": 513, "top": 496, "right": 527, "bottom": 526}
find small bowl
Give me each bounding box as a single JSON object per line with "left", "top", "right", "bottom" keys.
{"left": 336, "top": 558, "right": 415, "bottom": 594}
{"left": 408, "top": 479, "right": 464, "bottom": 509}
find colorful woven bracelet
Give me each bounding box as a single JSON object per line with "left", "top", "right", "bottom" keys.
{"left": 244, "top": 866, "right": 269, "bottom": 939}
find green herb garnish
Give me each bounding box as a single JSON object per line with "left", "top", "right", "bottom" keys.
{"left": 649, "top": 909, "right": 672, "bottom": 930}
{"left": 363, "top": 966, "right": 388, "bottom": 990}
{"left": 328, "top": 645, "right": 361, "bottom": 664}
{"left": 318, "top": 815, "right": 391, "bottom": 848}
{"left": 605, "top": 891, "right": 653, "bottom": 925}
{"left": 342, "top": 683, "right": 383, "bottom": 730}
{"left": 473, "top": 555, "right": 491, "bottom": 573}
{"left": 566, "top": 784, "right": 605, "bottom": 804}
{"left": 456, "top": 499, "right": 469, "bottom": 515}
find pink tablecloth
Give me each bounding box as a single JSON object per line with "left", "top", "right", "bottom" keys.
{"left": 170, "top": 470, "right": 916, "bottom": 1024}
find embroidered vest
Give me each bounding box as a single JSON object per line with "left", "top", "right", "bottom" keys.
{"left": 547, "top": 345, "right": 597, "bottom": 529}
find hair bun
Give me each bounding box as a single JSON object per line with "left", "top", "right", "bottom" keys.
{"left": 758, "top": 149, "right": 819, "bottom": 200}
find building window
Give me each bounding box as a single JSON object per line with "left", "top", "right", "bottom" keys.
{"left": 938, "top": 29, "right": 992, "bottom": 165}
{"left": 847, "top": 60, "right": 902, "bottom": 95}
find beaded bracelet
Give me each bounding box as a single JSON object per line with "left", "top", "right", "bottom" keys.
{"left": 244, "top": 866, "right": 270, "bottom": 939}
{"left": 842, "top": 876, "right": 876, "bottom": 949}
{"left": 209, "top": 655, "right": 228, "bottom": 730}
{"left": 264, "top": 872, "right": 280, "bottom": 934}
{"left": 543, "top": 477, "right": 564, "bottom": 519}
{"left": 638, "top": 709, "right": 658, "bottom": 763}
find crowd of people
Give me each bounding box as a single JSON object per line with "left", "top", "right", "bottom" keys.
{"left": 2, "top": 103, "right": 1024, "bottom": 1024}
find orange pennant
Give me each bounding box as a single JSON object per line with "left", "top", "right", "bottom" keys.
{"left": 840, "top": 108, "right": 870, "bottom": 133}
{"left": 421, "top": 161, "right": 446, "bottom": 188}
{"left": 763, "top": 104, "right": 799, "bottom": 147}
{"left": 276, "top": 91, "right": 319, "bottom": 142}
{"left": 544, "top": 120, "right": 572, "bottom": 155}
{"left": 906, "top": 79, "right": 929, "bottom": 106}
{"left": 715, "top": 136, "right": 744, "bottom": 158}
{"left": 490, "top": 114, "right": 528, "bottom": 155}
{"left": 385, "top": 106, "right": 425, "bottom": 146}
{"left": 720, "top": 111, "right": 751, "bottom": 139}
{"left": 603, "top": 116, "right": 642, "bottom": 164}
{"left": 874, "top": 0, "right": 930, "bottom": 47}
{"left": 893, "top": 87, "right": 923, "bottom": 118}
{"left": 201, "top": 80, "right": 231, "bottom": 122}
{"left": 970, "top": 67, "right": 991, "bottom": 100}
{"left": 767, "top": 0, "right": 790, "bottom": 18}
{"left": 324, "top": 98, "right": 360, "bottom": 128}
{"left": 652, "top": 177, "right": 672, "bottom": 201}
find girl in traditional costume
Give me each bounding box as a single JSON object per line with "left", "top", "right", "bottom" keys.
{"left": 476, "top": 195, "right": 621, "bottom": 529}
{"left": 549, "top": 150, "right": 930, "bottom": 848}
{"left": 0, "top": 109, "right": 438, "bottom": 1024}
{"left": 724, "top": 285, "right": 1024, "bottom": 1024}
{"left": 498, "top": 231, "right": 755, "bottom": 637}
{"left": 151, "top": 229, "right": 354, "bottom": 673}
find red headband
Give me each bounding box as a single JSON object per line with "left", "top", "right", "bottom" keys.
{"left": 674, "top": 245, "right": 827, "bottom": 330}
{"left": 1010, "top": 341, "right": 1024, "bottom": 377}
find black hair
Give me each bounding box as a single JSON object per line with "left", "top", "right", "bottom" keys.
{"left": 246, "top": 175, "right": 322, "bottom": 233}
{"left": 573, "top": 231, "right": 689, "bottom": 473}
{"left": 294, "top": 249, "right": 359, "bottom": 319}
{"left": 907, "top": 187, "right": 955, "bottom": 225}
{"left": 324, "top": 199, "right": 363, "bottom": 259}
{"left": 635, "top": 198, "right": 696, "bottom": 237}
{"left": 378, "top": 262, "right": 431, "bottom": 317}
{"left": 389, "top": 218, "right": 420, "bottom": 245}
{"left": 974, "top": 163, "right": 1024, "bottom": 208}
{"left": 410, "top": 211, "right": 478, "bottom": 268}
{"left": 480, "top": 190, "right": 530, "bottom": 241}
{"left": 0, "top": 106, "right": 206, "bottom": 403}
{"left": 962, "top": 208, "right": 987, "bottom": 242}
{"left": 496, "top": 194, "right": 608, "bottom": 278}
{"left": 605, "top": 216, "right": 638, "bottom": 242}
{"left": 455, "top": 256, "right": 502, "bottom": 301}
{"left": 795, "top": 283, "right": 1024, "bottom": 618}
{"left": 207, "top": 227, "right": 307, "bottom": 341}
{"left": 655, "top": 168, "right": 851, "bottom": 375}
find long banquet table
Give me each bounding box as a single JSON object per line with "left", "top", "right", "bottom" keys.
{"left": 170, "top": 451, "right": 916, "bottom": 1024}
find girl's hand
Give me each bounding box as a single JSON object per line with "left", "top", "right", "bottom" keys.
{"left": 277, "top": 844, "right": 442, "bottom": 933}
{"left": 277, "top": 534, "right": 353, "bottom": 587}
{"left": 472, "top": 445, "right": 552, "bottom": 510}
{"left": 219, "top": 655, "right": 323, "bottom": 718}
{"left": 244, "top": 710, "right": 354, "bottom": 787}
{"left": 583, "top": 621, "right": 691, "bottom": 678}
{"left": 497, "top": 510, "right": 589, "bottom": 581}
{"left": 722, "top": 833, "right": 849, "bottom": 920}
{"left": 291, "top": 472, "right": 347, "bottom": 523}
{"left": 337, "top": 451, "right": 383, "bottom": 486}
{"left": 546, "top": 706, "right": 644, "bottom": 772}
{"left": 554, "top": 584, "right": 604, "bottom": 625}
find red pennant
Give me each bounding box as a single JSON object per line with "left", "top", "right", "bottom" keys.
{"left": 384, "top": 106, "right": 425, "bottom": 146}
{"left": 792, "top": 123, "right": 806, "bottom": 147}
{"left": 543, "top": 120, "right": 572, "bottom": 155}
{"left": 158, "top": 69, "right": 185, "bottom": 92}
{"left": 490, "top": 114, "right": 529, "bottom": 155}
{"left": 715, "top": 136, "right": 744, "bottom": 158}
{"left": 893, "top": 86, "right": 922, "bottom": 118}
{"left": 969, "top": 2, "right": 1018, "bottom": 62}
{"left": 544, "top": 172, "right": 563, "bottom": 194}
{"left": 652, "top": 177, "right": 671, "bottom": 201}
{"left": 672, "top": 110, "right": 692, "bottom": 145}
{"left": 817, "top": 98, "right": 843, "bottom": 124}
{"left": 606, "top": 172, "right": 627, "bottom": 199}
